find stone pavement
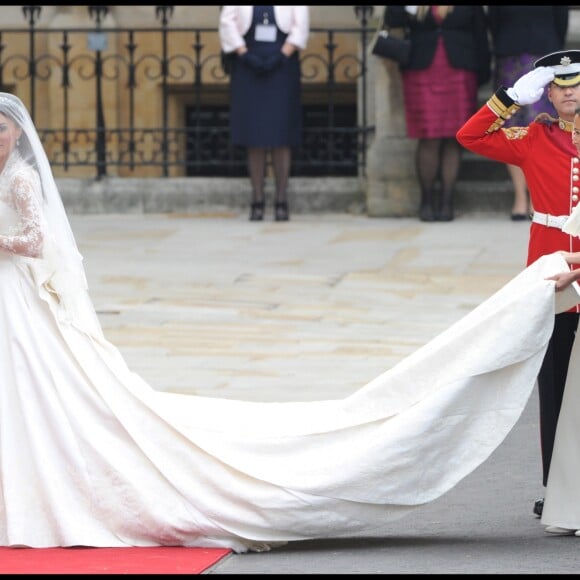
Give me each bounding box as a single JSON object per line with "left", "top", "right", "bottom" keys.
{"left": 69, "top": 210, "right": 580, "bottom": 574}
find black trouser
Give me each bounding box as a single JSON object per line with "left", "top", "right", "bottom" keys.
{"left": 537, "top": 312, "right": 580, "bottom": 487}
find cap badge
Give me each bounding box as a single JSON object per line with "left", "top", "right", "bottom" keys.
{"left": 561, "top": 56, "right": 572, "bottom": 66}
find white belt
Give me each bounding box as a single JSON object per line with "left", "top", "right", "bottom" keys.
{"left": 532, "top": 211, "right": 569, "bottom": 230}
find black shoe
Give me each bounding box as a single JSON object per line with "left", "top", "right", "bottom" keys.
{"left": 438, "top": 203, "right": 454, "bottom": 222}
{"left": 249, "top": 201, "right": 265, "bottom": 221}
{"left": 419, "top": 204, "right": 435, "bottom": 222}
{"left": 275, "top": 201, "right": 289, "bottom": 222}
{"left": 533, "top": 497, "right": 544, "bottom": 518}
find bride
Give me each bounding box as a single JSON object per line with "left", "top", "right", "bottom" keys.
{"left": 1, "top": 91, "right": 579, "bottom": 553}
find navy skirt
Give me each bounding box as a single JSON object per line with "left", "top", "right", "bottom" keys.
{"left": 229, "top": 45, "right": 302, "bottom": 147}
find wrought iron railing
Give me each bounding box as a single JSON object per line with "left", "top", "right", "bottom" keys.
{"left": 0, "top": 5, "right": 376, "bottom": 179}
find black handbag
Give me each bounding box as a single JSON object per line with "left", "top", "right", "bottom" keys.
{"left": 220, "top": 51, "right": 234, "bottom": 76}
{"left": 371, "top": 29, "right": 411, "bottom": 66}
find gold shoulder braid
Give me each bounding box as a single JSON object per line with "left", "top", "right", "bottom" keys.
{"left": 503, "top": 126, "right": 529, "bottom": 141}
{"left": 534, "top": 112, "right": 558, "bottom": 125}
{"left": 534, "top": 112, "right": 571, "bottom": 131}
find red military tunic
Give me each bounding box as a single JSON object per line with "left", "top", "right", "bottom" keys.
{"left": 457, "top": 88, "right": 580, "bottom": 312}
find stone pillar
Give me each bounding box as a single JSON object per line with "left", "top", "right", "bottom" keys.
{"left": 366, "top": 57, "right": 418, "bottom": 217}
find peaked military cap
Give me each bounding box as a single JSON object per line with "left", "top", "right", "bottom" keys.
{"left": 534, "top": 50, "right": 580, "bottom": 87}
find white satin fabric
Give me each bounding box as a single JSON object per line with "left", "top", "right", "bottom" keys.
{"left": 562, "top": 202, "right": 580, "bottom": 237}
{"left": 1, "top": 237, "right": 579, "bottom": 552}
{"left": 541, "top": 303, "right": 580, "bottom": 530}
{"left": 543, "top": 204, "right": 580, "bottom": 530}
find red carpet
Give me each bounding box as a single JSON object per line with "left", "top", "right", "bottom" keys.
{"left": 0, "top": 546, "right": 232, "bottom": 575}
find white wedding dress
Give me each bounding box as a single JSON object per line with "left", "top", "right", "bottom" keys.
{"left": 536, "top": 190, "right": 580, "bottom": 531}
{"left": 2, "top": 113, "right": 580, "bottom": 550}
{"left": 2, "top": 147, "right": 579, "bottom": 553}
{"left": 1, "top": 82, "right": 576, "bottom": 552}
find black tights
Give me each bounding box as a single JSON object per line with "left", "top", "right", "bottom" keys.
{"left": 416, "top": 137, "right": 461, "bottom": 215}
{"left": 247, "top": 146, "right": 291, "bottom": 205}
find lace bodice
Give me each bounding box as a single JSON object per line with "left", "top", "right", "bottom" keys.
{"left": 0, "top": 151, "right": 43, "bottom": 258}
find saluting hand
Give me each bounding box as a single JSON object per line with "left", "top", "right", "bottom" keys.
{"left": 507, "top": 67, "right": 556, "bottom": 106}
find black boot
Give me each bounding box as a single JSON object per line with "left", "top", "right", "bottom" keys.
{"left": 438, "top": 188, "right": 455, "bottom": 221}
{"left": 533, "top": 497, "right": 544, "bottom": 518}
{"left": 438, "top": 201, "right": 454, "bottom": 222}
{"left": 275, "top": 201, "right": 289, "bottom": 222}
{"left": 419, "top": 191, "right": 435, "bottom": 222}
{"left": 249, "top": 200, "right": 265, "bottom": 221}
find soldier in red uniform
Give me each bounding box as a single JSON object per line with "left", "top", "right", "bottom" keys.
{"left": 457, "top": 50, "right": 580, "bottom": 525}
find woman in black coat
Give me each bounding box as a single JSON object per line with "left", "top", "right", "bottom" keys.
{"left": 384, "top": 6, "right": 491, "bottom": 222}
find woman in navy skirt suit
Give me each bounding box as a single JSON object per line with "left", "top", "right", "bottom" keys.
{"left": 219, "top": 6, "right": 310, "bottom": 221}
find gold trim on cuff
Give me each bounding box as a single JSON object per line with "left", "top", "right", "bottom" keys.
{"left": 486, "top": 95, "right": 521, "bottom": 133}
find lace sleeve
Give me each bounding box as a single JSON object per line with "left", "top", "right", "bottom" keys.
{"left": 0, "top": 171, "right": 43, "bottom": 258}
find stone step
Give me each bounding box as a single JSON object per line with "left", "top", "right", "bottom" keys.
{"left": 58, "top": 172, "right": 516, "bottom": 216}
{"left": 456, "top": 149, "right": 519, "bottom": 214}
{"left": 455, "top": 179, "right": 515, "bottom": 214}
{"left": 58, "top": 174, "right": 516, "bottom": 217}
{"left": 459, "top": 151, "right": 510, "bottom": 181}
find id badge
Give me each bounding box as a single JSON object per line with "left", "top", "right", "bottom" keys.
{"left": 255, "top": 24, "right": 276, "bottom": 42}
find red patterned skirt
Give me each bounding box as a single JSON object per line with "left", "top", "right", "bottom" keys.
{"left": 402, "top": 37, "right": 478, "bottom": 139}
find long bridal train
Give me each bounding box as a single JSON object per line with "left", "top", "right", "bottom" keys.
{"left": 2, "top": 248, "right": 579, "bottom": 553}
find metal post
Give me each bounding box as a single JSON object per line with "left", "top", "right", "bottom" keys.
{"left": 22, "top": 5, "right": 42, "bottom": 121}
{"left": 88, "top": 5, "right": 109, "bottom": 179}
{"left": 155, "top": 5, "right": 174, "bottom": 177}
{"left": 354, "top": 5, "right": 374, "bottom": 178}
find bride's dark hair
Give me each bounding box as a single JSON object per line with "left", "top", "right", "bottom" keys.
{"left": 0, "top": 105, "right": 39, "bottom": 176}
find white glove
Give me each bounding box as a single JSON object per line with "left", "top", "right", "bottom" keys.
{"left": 506, "top": 67, "right": 555, "bottom": 106}
{"left": 405, "top": 6, "right": 418, "bottom": 15}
